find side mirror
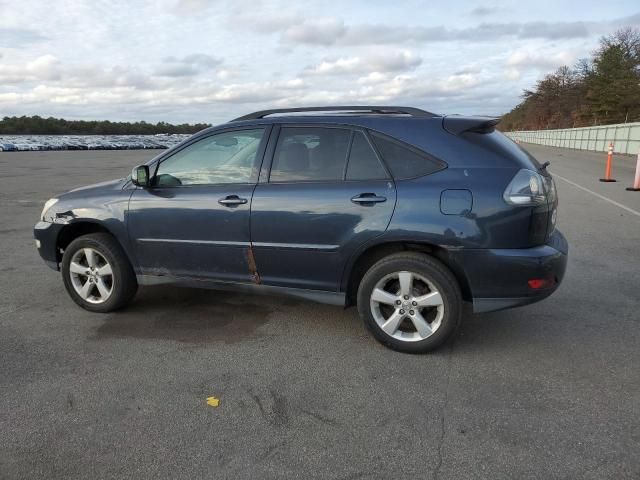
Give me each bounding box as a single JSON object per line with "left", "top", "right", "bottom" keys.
{"left": 131, "top": 165, "right": 150, "bottom": 187}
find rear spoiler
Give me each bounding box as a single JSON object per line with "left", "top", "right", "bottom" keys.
{"left": 442, "top": 116, "right": 500, "bottom": 135}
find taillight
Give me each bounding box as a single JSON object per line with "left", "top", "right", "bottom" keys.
{"left": 503, "top": 169, "right": 549, "bottom": 206}
{"left": 504, "top": 169, "right": 557, "bottom": 245}
{"left": 544, "top": 174, "right": 558, "bottom": 235}
{"left": 544, "top": 174, "right": 557, "bottom": 204}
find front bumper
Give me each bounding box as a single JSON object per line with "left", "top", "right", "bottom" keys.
{"left": 450, "top": 229, "right": 568, "bottom": 313}
{"left": 34, "top": 221, "right": 63, "bottom": 271}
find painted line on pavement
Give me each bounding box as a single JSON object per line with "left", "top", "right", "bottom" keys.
{"left": 552, "top": 172, "right": 640, "bottom": 218}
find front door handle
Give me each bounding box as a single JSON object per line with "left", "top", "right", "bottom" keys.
{"left": 218, "top": 195, "right": 248, "bottom": 206}
{"left": 351, "top": 193, "right": 387, "bottom": 204}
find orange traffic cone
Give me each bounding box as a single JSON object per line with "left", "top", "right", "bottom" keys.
{"left": 599, "top": 142, "right": 616, "bottom": 182}
{"left": 626, "top": 152, "right": 640, "bottom": 191}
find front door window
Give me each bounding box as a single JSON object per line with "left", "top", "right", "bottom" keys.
{"left": 154, "top": 128, "right": 265, "bottom": 186}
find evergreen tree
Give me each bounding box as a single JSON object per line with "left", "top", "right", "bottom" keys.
{"left": 501, "top": 28, "right": 640, "bottom": 130}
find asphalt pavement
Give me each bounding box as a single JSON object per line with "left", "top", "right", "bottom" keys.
{"left": 1, "top": 145, "right": 638, "bottom": 479}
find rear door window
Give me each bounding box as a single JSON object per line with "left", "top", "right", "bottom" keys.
{"left": 369, "top": 131, "right": 445, "bottom": 179}
{"left": 270, "top": 127, "right": 351, "bottom": 182}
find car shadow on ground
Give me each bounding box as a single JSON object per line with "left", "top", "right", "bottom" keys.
{"left": 452, "top": 304, "right": 567, "bottom": 356}
{"left": 92, "top": 285, "right": 560, "bottom": 354}
{"left": 93, "top": 285, "right": 367, "bottom": 345}
{"left": 93, "top": 285, "right": 293, "bottom": 344}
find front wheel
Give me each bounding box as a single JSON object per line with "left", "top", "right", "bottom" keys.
{"left": 61, "top": 233, "right": 138, "bottom": 313}
{"left": 357, "top": 252, "right": 462, "bottom": 353}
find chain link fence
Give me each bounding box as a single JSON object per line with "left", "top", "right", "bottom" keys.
{"left": 505, "top": 122, "right": 640, "bottom": 155}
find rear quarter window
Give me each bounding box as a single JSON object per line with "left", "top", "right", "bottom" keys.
{"left": 369, "top": 131, "right": 446, "bottom": 179}
{"left": 346, "top": 131, "right": 388, "bottom": 180}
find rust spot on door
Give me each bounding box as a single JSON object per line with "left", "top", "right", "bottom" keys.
{"left": 246, "top": 246, "right": 261, "bottom": 284}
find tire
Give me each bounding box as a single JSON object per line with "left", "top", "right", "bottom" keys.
{"left": 61, "top": 232, "right": 138, "bottom": 313}
{"left": 357, "top": 252, "right": 462, "bottom": 353}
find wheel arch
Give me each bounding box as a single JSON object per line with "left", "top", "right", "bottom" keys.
{"left": 343, "top": 240, "right": 472, "bottom": 307}
{"left": 56, "top": 221, "right": 127, "bottom": 264}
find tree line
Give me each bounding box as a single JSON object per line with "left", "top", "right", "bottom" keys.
{"left": 0, "top": 116, "right": 211, "bottom": 135}
{"left": 500, "top": 27, "right": 640, "bottom": 131}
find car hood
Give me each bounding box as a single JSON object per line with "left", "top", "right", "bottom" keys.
{"left": 62, "top": 177, "right": 128, "bottom": 197}
{"left": 42, "top": 177, "right": 131, "bottom": 223}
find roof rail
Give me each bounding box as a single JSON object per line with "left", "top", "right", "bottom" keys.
{"left": 231, "top": 106, "right": 436, "bottom": 122}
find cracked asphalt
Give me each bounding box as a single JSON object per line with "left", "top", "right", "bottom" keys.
{"left": 1, "top": 145, "right": 639, "bottom": 479}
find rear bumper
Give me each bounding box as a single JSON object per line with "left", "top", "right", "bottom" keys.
{"left": 451, "top": 229, "right": 568, "bottom": 313}
{"left": 34, "top": 221, "right": 63, "bottom": 271}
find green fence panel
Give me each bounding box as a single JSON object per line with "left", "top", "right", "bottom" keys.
{"left": 506, "top": 122, "right": 640, "bottom": 155}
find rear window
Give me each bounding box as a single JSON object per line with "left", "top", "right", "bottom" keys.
{"left": 491, "top": 131, "right": 544, "bottom": 169}
{"left": 369, "top": 131, "right": 445, "bottom": 179}
{"left": 463, "top": 130, "right": 543, "bottom": 170}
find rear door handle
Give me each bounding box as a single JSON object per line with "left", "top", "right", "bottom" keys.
{"left": 351, "top": 193, "right": 387, "bottom": 204}
{"left": 218, "top": 195, "right": 248, "bottom": 206}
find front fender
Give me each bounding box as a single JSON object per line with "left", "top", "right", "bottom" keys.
{"left": 37, "top": 187, "right": 135, "bottom": 269}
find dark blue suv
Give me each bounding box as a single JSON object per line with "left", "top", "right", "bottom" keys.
{"left": 34, "top": 106, "right": 567, "bottom": 353}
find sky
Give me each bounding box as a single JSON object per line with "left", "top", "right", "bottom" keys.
{"left": 1, "top": 0, "right": 639, "bottom": 124}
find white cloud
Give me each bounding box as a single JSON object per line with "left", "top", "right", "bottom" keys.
{"left": 282, "top": 18, "right": 347, "bottom": 45}
{"left": 241, "top": 13, "right": 305, "bottom": 33}
{"left": 505, "top": 49, "right": 580, "bottom": 80}
{"left": 1, "top": 0, "right": 638, "bottom": 123}
{"left": 240, "top": 11, "right": 640, "bottom": 46}
{"left": 245, "top": 17, "right": 594, "bottom": 46}
{"left": 356, "top": 72, "right": 390, "bottom": 85}
{"left": 304, "top": 51, "right": 422, "bottom": 76}
{"left": 0, "top": 27, "right": 48, "bottom": 47}
{"left": 216, "top": 69, "right": 239, "bottom": 80}
{"left": 155, "top": 54, "right": 222, "bottom": 77}
{"left": 0, "top": 59, "right": 308, "bottom": 111}
{"left": 0, "top": 55, "right": 61, "bottom": 84}
{"left": 507, "top": 50, "right": 577, "bottom": 69}
{"left": 469, "top": 6, "right": 498, "bottom": 16}
{"left": 0, "top": 55, "right": 156, "bottom": 90}
{"left": 506, "top": 68, "right": 521, "bottom": 81}
{"left": 172, "top": 0, "right": 212, "bottom": 14}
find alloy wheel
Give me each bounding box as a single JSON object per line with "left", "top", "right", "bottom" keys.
{"left": 68, "top": 247, "right": 114, "bottom": 304}
{"left": 369, "top": 270, "right": 444, "bottom": 342}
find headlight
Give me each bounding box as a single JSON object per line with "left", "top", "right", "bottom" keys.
{"left": 503, "top": 169, "right": 547, "bottom": 206}
{"left": 40, "top": 198, "right": 58, "bottom": 221}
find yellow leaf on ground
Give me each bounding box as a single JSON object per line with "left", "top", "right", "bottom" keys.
{"left": 206, "top": 396, "right": 220, "bottom": 407}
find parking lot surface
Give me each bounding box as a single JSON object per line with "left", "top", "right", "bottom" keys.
{"left": 1, "top": 145, "right": 639, "bottom": 479}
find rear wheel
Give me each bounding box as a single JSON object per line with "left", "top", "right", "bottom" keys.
{"left": 61, "top": 233, "right": 137, "bottom": 313}
{"left": 357, "top": 252, "right": 462, "bottom": 353}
